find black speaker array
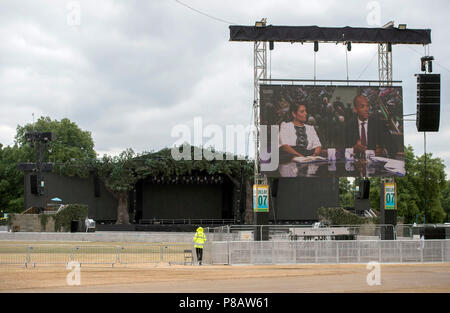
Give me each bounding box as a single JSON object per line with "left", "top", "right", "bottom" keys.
{"left": 416, "top": 74, "right": 440, "bottom": 132}
{"left": 271, "top": 178, "right": 279, "bottom": 197}
{"left": 359, "top": 179, "right": 370, "bottom": 199}
{"left": 30, "top": 175, "right": 38, "bottom": 195}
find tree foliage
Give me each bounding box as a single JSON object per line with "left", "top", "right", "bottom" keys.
{"left": 0, "top": 144, "right": 26, "bottom": 213}
{"left": 366, "top": 145, "right": 447, "bottom": 224}
{"left": 339, "top": 178, "right": 354, "bottom": 207}
{"left": 318, "top": 207, "right": 379, "bottom": 225}
{"left": 0, "top": 116, "right": 96, "bottom": 214}
{"left": 54, "top": 204, "right": 89, "bottom": 232}
{"left": 441, "top": 180, "right": 450, "bottom": 222}
{"left": 15, "top": 116, "right": 96, "bottom": 163}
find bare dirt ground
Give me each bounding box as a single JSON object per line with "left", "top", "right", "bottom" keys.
{"left": 1, "top": 263, "right": 449, "bottom": 293}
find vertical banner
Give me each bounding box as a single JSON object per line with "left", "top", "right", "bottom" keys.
{"left": 384, "top": 182, "right": 397, "bottom": 210}
{"left": 253, "top": 184, "right": 269, "bottom": 212}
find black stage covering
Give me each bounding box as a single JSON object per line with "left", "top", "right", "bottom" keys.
{"left": 229, "top": 25, "right": 431, "bottom": 44}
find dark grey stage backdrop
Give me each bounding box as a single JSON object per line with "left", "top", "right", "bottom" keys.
{"left": 22, "top": 172, "right": 338, "bottom": 223}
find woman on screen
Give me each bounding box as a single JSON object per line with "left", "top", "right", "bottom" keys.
{"left": 279, "top": 102, "right": 322, "bottom": 160}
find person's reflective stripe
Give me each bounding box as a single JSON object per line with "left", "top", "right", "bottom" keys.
{"left": 194, "top": 232, "right": 207, "bottom": 248}
{"left": 194, "top": 233, "right": 206, "bottom": 243}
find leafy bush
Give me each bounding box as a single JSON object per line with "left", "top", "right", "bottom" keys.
{"left": 7, "top": 214, "right": 15, "bottom": 226}
{"left": 39, "top": 214, "right": 54, "bottom": 230}
{"left": 54, "top": 204, "right": 88, "bottom": 232}
{"left": 318, "top": 207, "right": 379, "bottom": 225}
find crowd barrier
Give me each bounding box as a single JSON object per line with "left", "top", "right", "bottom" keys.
{"left": 210, "top": 240, "right": 450, "bottom": 265}
{"left": 0, "top": 243, "right": 193, "bottom": 267}
{"left": 1, "top": 240, "right": 449, "bottom": 267}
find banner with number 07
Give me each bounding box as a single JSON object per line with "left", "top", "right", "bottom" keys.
{"left": 253, "top": 184, "right": 269, "bottom": 213}
{"left": 384, "top": 182, "right": 397, "bottom": 210}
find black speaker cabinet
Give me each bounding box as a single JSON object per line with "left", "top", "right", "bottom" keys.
{"left": 271, "top": 179, "right": 279, "bottom": 197}
{"left": 30, "top": 175, "right": 38, "bottom": 195}
{"left": 416, "top": 74, "right": 440, "bottom": 132}
{"left": 359, "top": 179, "right": 370, "bottom": 199}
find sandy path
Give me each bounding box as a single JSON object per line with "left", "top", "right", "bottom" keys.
{"left": 1, "top": 263, "right": 449, "bottom": 293}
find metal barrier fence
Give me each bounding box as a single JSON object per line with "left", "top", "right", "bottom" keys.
{"left": 211, "top": 224, "right": 450, "bottom": 241}
{"left": 1, "top": 240, "right": 449, "bottom": 266}
{"left": 395, "top": 224, "right": 450, "bottom": 239}
{"left": 210, "top": 240, "right": 450, "bottom": 265}
{"left": 211, "top": 224, "right": 396, "bottom": 241}
{"left": 0, "top": 243, "right": 194, "bottom": 267}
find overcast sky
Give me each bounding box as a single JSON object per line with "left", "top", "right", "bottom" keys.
{"left": 1, "top": 0, "right": 449, "bottom": 176}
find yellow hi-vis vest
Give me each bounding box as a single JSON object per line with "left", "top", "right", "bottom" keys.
{"left": 194, "top": 231, "right": 207, "bottom": 249}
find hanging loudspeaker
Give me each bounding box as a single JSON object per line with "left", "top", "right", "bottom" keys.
{"left": 416, "top": 74, "right": 440, "bottom": 132}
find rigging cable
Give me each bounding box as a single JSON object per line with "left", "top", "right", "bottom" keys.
{"left": 174, "top": 0, "right": 237, "bottom": 25}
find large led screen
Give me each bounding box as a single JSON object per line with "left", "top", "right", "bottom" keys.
{"left": 260, "top": 85, "right": 405, "bottom": 178}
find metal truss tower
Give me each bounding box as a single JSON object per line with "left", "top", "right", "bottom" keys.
{"left": 253, "top": 18, "right": 268, "bottom": 185}
{"left": 378, "top": 21, "right": 394, "bottom": 86}
{"left": 378, "top": 42, "right": 393, "bottom": 86}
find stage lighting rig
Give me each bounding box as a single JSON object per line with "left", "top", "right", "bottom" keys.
{"left": 21, "top": 131, "right": 55, "bottom": 196}
{"left": 25, "top": 132, "right": 54, "bottom": 145}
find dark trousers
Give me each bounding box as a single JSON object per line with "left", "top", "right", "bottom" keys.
{"left": 196, "top": 247, "right": 203, "bottom": 261}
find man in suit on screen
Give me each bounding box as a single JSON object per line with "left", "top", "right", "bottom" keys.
{"left": 345, "top": 94, "right": 390, "bottom": 158}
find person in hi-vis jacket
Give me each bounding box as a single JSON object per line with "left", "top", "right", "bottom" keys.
{"left": 193, "top": 227, "right": 207, "bottom": 265}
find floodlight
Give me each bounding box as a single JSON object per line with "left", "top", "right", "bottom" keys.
{"left": 255, "top": 19, "right": 266, "bottom": 28}
{"left": 382, "top": 21, "right": 394, "bottom": 29}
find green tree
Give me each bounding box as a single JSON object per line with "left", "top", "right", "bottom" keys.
{"left": 441, "top": 180, "right": 450, "bottom": 222}
{"left": 0, "top": 117, "right": 97, "bottom": 214}
{"left": 417, "top": 152, "right": 447, "bottom": 223}
{"left": 396, "top": 145, "right": 447, "bottom": 224}
{"left": 15, "top": 116, "right": 96, "bottom": 163}
{"left": 95, "top": 149, "right": 144, "bottom": 224}
{"left": 339, "top": 178, "right": 354, "bottom": 207}
{"left": 0, "top": 144, "right": 26, "bottom": 213}
{"left": 396, "top": 146, "right": 421, "bottom": 223}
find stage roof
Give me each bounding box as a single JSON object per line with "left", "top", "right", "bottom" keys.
{"left": 229, "top": 25, "right": 431, "bottom": 45}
